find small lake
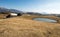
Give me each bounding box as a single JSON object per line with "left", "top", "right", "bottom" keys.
{"left": 33, "top": 18, "right": 57, "bottom": 23}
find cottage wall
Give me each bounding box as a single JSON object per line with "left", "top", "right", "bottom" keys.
{"left": 10, "top": 13, "right": 17, "bottom": 17}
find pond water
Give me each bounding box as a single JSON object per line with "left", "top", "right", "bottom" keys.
{"left": 33, "top": 18, "right": 57, "bottom": 23}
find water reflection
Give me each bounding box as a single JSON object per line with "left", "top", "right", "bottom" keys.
{"left": 33, "top": 18, "right": 57, "bottom": 23}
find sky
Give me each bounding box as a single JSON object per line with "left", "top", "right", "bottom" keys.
{"left": 0, "top": 0, "right": 60, "bottom": 14}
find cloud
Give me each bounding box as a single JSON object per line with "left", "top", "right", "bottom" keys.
{"left": 38, "top": 1, "right": 60, "bottom": 14}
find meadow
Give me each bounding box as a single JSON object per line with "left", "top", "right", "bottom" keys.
{"left": 0, "top": 14, "right": 60, "bottom": 37}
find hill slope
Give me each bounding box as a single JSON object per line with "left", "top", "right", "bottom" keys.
{"left": 0, "top": 17, "right": 60, "bottom": 37}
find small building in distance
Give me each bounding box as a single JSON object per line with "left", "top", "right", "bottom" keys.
{"left": 10, "top": 13, "right": 17, "bottom": 17}
{"left": 0, "top": 12, "right": 23, "bottom": 19}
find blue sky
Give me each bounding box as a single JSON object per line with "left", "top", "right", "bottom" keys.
{"left": 0, "top": 0, "right": 60, "bottom": 14}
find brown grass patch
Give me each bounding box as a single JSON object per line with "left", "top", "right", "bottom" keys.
{"left": 19, "top": 14, "right": 60, "bottom": 23}
{"left": 0, "top": 17, "right": 60, "bottom": 37}
{"left": 0, "top": 14, "right": 9, "bottom": 19}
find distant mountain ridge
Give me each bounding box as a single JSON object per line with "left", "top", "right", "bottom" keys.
{"left": 9, "top": 9, "right": 23, "bottom": 13}
{"left": 0, "top": 7, "right": 60, "bottom": 17}
{"left": 0, "top": 7, "right": 9, "bottom": 12}
{"left": 0, "top": 7, "right": 23, "bottom": 14}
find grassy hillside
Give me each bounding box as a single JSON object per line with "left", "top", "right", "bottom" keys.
{"left": 0, "top": 14, "right": 9, "bottom": 19}
{"left": 0, "top": 17, "right": 60, "bottom": 37}
{"left": 20, "top": 14, "right": 60, "bottom": 23}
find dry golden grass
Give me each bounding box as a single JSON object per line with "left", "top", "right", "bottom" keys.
{"left": 0, "top": 17, "right": 60, "bottom": 37}
{"left": 0, "top": 14, "right": 9, "bottom": 19}
{"left": 20, "top": 14, "right": 60, "bottom": 23}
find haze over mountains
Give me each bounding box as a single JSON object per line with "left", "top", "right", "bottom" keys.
{"left": 0, "top": 7, "right": 60, "bottom": 17}
{"left": 0, "top": 7, "right": 23, "bottom": 14}
{"left": 0, "top": 7, "right": 49, "bottom": 14}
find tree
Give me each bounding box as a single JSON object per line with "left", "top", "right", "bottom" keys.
{"left": 17, "top": 13, "right": 22, "bottom": 16}
{"left": 6, "top": 14, "right": 11, "bottom": 18}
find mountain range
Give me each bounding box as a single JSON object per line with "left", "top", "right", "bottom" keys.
{"left": 0, "top": 7, "right": 60, "bottom": 17}
{"left": 0, "top": 7, "right": 23, "bottom": 14}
